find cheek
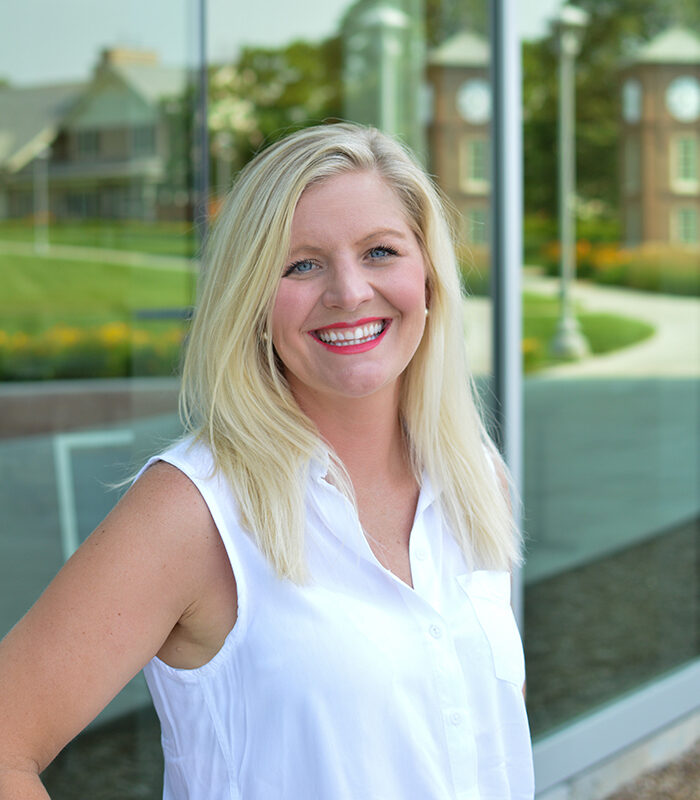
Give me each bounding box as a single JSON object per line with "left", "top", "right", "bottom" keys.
{"left": 391, "top": 263, "right": 429, "bottom": 315}
{"left": 271, "top": 284, "right": 304, "bottom": 340}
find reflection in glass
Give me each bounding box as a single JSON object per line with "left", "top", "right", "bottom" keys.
{"left": 522, "top": 13, "right": 700, "bottom": 739}
{"left": 0, "top": 3, "right": 199, "bottom": 797}
{"left": 1, "top": 0, "right": 498, "bottom": 796}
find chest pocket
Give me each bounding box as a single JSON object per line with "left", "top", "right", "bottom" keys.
{"left": 457, "top": 570, "right": 525, "bottom": 687}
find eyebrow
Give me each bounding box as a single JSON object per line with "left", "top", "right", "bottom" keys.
{"left": 356, "top": 228, "right": 411, "bottom": 244}
{"left": 289, "top": 228, "right": 411, "bottom": 257}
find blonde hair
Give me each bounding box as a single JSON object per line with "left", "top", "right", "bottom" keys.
{"left": 181, "top": 122, "right": 520, "bottom": 580}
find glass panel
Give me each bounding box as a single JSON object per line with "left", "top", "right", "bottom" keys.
{"left": 0, "top": 0, "right": 199, "bottom": 796}
{"left": 520, "top": 2, "right": 700, "bottom": 737}
{"left": 2, "top": 0, "right": 496, "bottom": 796}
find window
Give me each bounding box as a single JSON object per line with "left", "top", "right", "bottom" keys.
{"left": 671, "top": 135, "right": 699, "bottom": 193}
{"left": 469, "top": 207, "right": 489, "bottom": 245}
{"left": 0, "top": 3, "right": 197, "bottom": 796}
{"left": 460, "top": 136, "right": 490, "bottom": 193}
{"left": 76, "top": 129, "right": 100, "bottom": 159}
{"left": 675, "top": 207, "right": 699, "bottom": 243}
{"left": 132, "top": 125, "right": 156, "bottom": 156}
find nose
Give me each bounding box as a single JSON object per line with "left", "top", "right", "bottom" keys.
{"left": 322, "top": 258, "right": 374, "bottom": 311}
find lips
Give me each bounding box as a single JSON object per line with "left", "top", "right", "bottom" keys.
{"left": 309, "top": 317, "right": 391, "bottom": 353}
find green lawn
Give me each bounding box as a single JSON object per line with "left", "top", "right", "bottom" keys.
{"left": 0, "top": 251, "right": 194, "bottom": 334}
{"left": 522, "top": 291, "right": 655, "bottom": 372}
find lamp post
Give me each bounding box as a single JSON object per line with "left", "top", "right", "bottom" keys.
{"left": 550, "top": 4, "right": 590, "bottom": 359}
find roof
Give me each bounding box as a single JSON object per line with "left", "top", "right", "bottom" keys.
{"left": 428, "top": 30, "right": 490, "bottom": 68}
{"left": 108, "top": 62, "right": 187, "bottom": 103}
{"left": 626, "top": 26, "right": 700, "bottom": 65}
{"left": 0, "top": 82, "right": 84, "bottom": 171}
{"left": 0, "top": 57, "right": 186, "bottom": 173}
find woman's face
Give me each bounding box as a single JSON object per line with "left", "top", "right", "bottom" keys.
{"left": 271, "top": 170, "right": 428, "bottom": 412}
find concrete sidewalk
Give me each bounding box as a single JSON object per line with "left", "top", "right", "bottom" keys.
{"left": 522, "top": 273, "right": 700, "bottom": 378}
{"left": 463, "top": 274, "right": 700, "bottom": 378}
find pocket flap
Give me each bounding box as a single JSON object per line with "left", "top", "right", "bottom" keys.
{"left": 457, "top": 570, "right": 511, "bottom": 605}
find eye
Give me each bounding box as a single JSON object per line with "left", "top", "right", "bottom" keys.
{"left": 283, "top": 259, "right": 317, "bottom": 277}
{"left": 368, "top": 244, "right": 399, "bottom": 260}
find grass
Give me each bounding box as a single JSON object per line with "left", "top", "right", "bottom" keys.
{"left": 522, "top": 291, "right": 655, "bottom": 372}
{"left": 0, "top": 252, "right": 194, "bottom": 335}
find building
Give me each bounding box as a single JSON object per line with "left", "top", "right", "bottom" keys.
{"left": 619, "top": 27, "right": 700, "bottom": 246}
{"left": 426, "top": 30, "right": 491, "bottom": 247}
{"left": 0, "top": 48, "right": 188, "bottom": 222}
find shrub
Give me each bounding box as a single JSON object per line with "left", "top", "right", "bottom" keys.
{"left": 537, "top": 241, "right": 699, "bottom": 296}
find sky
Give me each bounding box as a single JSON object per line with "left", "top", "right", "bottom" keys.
{"left": 0, "top": 0, "right": 562, "bottom": 86}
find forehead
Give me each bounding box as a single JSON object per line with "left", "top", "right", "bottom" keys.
{"left": 290, "top": 170, "right": 412, "bottom": 241}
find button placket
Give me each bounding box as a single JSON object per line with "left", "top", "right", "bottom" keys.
{"left": 423, "top": 614, "right": 478, "bottom": 797}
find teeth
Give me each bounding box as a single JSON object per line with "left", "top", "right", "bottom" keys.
{"left": 316, "top": 321, "right": 385, "bottom": 345}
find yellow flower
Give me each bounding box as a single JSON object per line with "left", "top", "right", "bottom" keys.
{"left": 48, "top": 325, "right": 82, "bottom": 347}
{"left": 11, "top": 331, "right": 29, "bottom": 349}
{"left": 131, "top": 330, "right": 150, "bottom": 346}
{"left": 522, "top": 337, "right": 540, "bottom": 356}
{"left": 98, "top": 322, "right": 130, "bottom": 345}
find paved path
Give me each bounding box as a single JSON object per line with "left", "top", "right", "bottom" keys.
{"left": 463, "top": 274, "right": 700, "bottom": 378}
{"left": 0, "top": 239, "right": 197, "bottom": 272}
{"left": 522, "top": 274, "right": 700, "bottom": 377}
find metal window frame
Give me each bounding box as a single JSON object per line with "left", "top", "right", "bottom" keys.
{"left": 533, "top": 661, "right": 700, "bottom": 792}
{"left": 489, "top": 0, "right": 524, "bottom": 628}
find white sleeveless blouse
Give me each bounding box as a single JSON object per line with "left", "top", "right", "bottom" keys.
{"left": 140, "top": 438, "right": 533, "bottom": 800}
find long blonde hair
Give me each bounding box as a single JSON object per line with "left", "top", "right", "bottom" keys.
{"left": 180, "top": 122, "right": 520, "bottom": 580}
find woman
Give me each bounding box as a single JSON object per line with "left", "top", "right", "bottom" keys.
{"left": 0, "top": 123, "right": 533, "bottom": 799}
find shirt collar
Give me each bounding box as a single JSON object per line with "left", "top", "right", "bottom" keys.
{"left": 309, "top": 447, "right": 331, "bottom": 482}
{"left": 415, "top": 470, "right": 440, "bottom": 518}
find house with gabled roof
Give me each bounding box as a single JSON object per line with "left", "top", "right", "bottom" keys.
{"left": 0, "top": 48, "right": 188, "bottom": 221}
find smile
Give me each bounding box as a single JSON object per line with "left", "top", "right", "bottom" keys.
{"left": 309, "top": 318, "right": 390, "bottom": 354}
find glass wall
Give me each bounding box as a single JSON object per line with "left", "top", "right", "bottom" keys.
{"left": 519, "top": 0, "right": 700, "bottom": 741}
{"left": 0, "top": 0, "right": 496, "bottom": 796}
{"left": 0, "top": 0, "right": 199, "bottom": 795}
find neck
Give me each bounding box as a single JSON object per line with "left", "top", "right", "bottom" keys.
{"left": 295, "top": 386, "right": 409, "bottom": 483}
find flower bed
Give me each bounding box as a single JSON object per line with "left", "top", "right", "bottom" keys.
{"left": 539, "top": 242, "right": 699, "bottom": 296}
{"left": 0, "top": 322, "right": 185, "bottom": 381}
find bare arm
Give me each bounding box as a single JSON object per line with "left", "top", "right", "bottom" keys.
{"left": 0, "top": 462, "right": 225, "bottom": 795}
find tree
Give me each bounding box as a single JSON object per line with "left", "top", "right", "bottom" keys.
{"left": 208, "top": 37, "right": 343, "bottom": 177}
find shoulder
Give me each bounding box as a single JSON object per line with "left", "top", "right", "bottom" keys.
{"left": 134, "top": 458, "right": 213, "bottom": 517}
{"left": 123, "top": 459, "right": 223, "bottom": 577}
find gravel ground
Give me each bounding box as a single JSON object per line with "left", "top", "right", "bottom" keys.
{"left": 604, "top": 740, "right": 700, "bottom": 800}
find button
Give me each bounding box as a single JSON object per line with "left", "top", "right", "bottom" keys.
{"left": 450, "top": 712, "right": 462, "bottom": 726}
{"left": 414, "top": 548, "right": 427, "bottom": 562}
{"left": 429, "top": 624, "right": 443, "bottom": 639}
